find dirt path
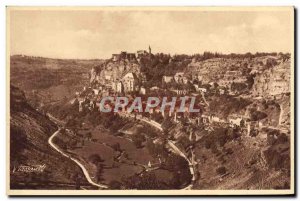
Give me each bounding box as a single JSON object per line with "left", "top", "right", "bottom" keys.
{"left": 48, "top": 129, "right": 108, "bottom": 189}
{"left": 47, "top": 113, "right": 195, "bottom": 190}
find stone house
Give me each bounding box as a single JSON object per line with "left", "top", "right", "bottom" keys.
{"left": 122, "top": 72, "right": 138, "bottom": 92}
{"left": 174, "top": 72, "right": 185, "bottom": 83}
{"left": 113, "top": 80, "right": 124, "bottom": 93}
{"left": 162, "top": 75, "right": 173, "bottom": 83}
{"left": 228, "top": 114, "right": 244, "bottom": 127}
{"left": 140, "top": 87, "right": 146, "bottom": 95}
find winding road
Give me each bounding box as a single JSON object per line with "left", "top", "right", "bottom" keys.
{"left": 47, "top": 113, "right": 195, "bottom": 190}
{"left": 137, "top": 116, "right": 196, "bottom": 190}
{"left": 48, "top": 129, "right": 108, "bottom": 189}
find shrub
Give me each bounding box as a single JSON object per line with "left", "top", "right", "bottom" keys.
{"left": 88, "top": 154, "right": 103, "bottom": 165}
{"left": 216, "top": 166, "right": 227, "bottom": 175}
{"left": 109, "top": 180, "right": 123, "bottom": 189}
{"left": 131, "top": 134, "right": 146, "bottom": 148}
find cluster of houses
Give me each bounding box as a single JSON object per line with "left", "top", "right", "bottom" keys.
{"left": 90, "top": 69, "right": 146, "bottom": 96}
{"left": 111, "top": 46, "right": 152, "bottom": 62}
{"left": 162, "top": 72, "right": 189, "bottom": 85}
{"left": 200, "top": 112, "right": 263, "bottom": 136}
{"left": 74, "top": 51, "right": 289, "bottom": 140}
{"left": 88, "top": 46, "right": 154, "bottom": 96}
{"left": 75, "top": 81, "right": 260, "bottom": 137}
{"left": 162, "top": 70, "right": 247, "bottom": 96}
{"left": 83, "top": 67, "right": 247, "bottom": 130}
{"left": 112, "top": 72, "right": 139, "bottom": 93}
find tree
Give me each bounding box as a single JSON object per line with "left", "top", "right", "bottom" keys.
{"left": 216, "top": 166, "right": 227, "bottom": 175}
{"left": 124, "top": 172, "right": 166, "bottom": 190}
{"left": 88, "top": 154, "right": 103, "bottom": 165}
{"left": 164, "top": 154, "right": 192, "bottom": 187}
{"left": 132, "top": 134, "right": 146, "bottom": 148}
{"left": 72, "top": 172, "right": 82, "bottom": 189}
{"left": 239, "top": 119, "right": 245, "bottom": 127}
{"left": 231, "top": 82, "right": 247, "bottom": 92}
{"left": 246, "top": 75, "right": 255, "bottom": 89}
{"left": 109, "top": 180, "right": 123, "bottom": 189}
{"left": 86, "top": 132, "right": 92, "bottom": 140}
{"left": 146, "top": 140, "right": 167, "bottom": 157}
{"left": 178, "top": 136, "right": 191, "bottom": 150}
{"left": 250, "top": 129, "right": 259, "bottom": 137}
{"left": 213, "top": 82, "right": 219, "bottom": 89}
{"left": 250, "top": 110, "right": 268, "bottom": 121}
{"left": 161, "top": 116, "right": 173, "bottom": 132}
{"left": 111, "top": 142, "right": 121, "bottom": 152}
{"left": 52, "top": 137, "right": 67, "bottom": 150}
{"left": 170, "top": 172, "right": 181, "bottom": 189}
{"left": 96, "top": 164, "right": 104, "bottom": 183}
{"left": 68, "top": 139, "right": 78, "bottom": 149}
{"left": 164, "top": 154, "right": 189, "bottom": 171}
{"left": 138, "top": 172, "right": 165, "bottom": 189}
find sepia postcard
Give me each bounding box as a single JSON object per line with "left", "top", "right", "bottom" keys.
{"left": 7, "top": 6, "right": 295, "bottom": 196}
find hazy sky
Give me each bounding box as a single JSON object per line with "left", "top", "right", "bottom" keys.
{"left": 10, "top": 8, "right": 293, "bottom": 59}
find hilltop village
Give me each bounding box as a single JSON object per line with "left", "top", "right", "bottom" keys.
{"left": 10, "top": 48, "right": 291, "bottom": 190}
{"left": 60, "top": 47, "right": 291, "bottom": 189}
{"left": 75, "top": 47, "right": 290, "bottom": 137}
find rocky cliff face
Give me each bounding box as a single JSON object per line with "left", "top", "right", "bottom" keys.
{"left": 90, "top": 59, "right": 142, "bottom": 84}
{"left": 186, "top": 58, "right": 250, "bottom": 83}
{"left": 253, "top": 59, "right": 291, "bottom": 97}
{"left": 185, "top": 56, "right": 291, "bottom": 97}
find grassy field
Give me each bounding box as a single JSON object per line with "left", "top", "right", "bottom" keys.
{"left": 152, "top": 169, "right": 174, "bottom": 184}
{"left": 10, "top": 55, "right": 101, "bottom": 109}
{"left": 68, "top": 125, "right": 157, "bottom": 185}
{"left": 91, "top": 125, "right": 156, "bottom": 164}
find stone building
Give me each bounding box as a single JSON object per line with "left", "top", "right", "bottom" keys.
{"left": 140, "top": 87, "right": 146, "bottom": 95}
{"left": 122, "top": 72, "right": 138, "bottom": 92}
{"left": 174, "top": 72, "right": 185, "bottom": 83}
{"left": 162, "top": 76, "right": 173, "bottom": 83}
{"left": 113, "top": 80, "right": 124, "bottom": 93}
{"left": 112, "top": 51, "right": 136, "bottom": 62}
{"left": 136, "top": 50, "right": 148, "bottom": 58}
